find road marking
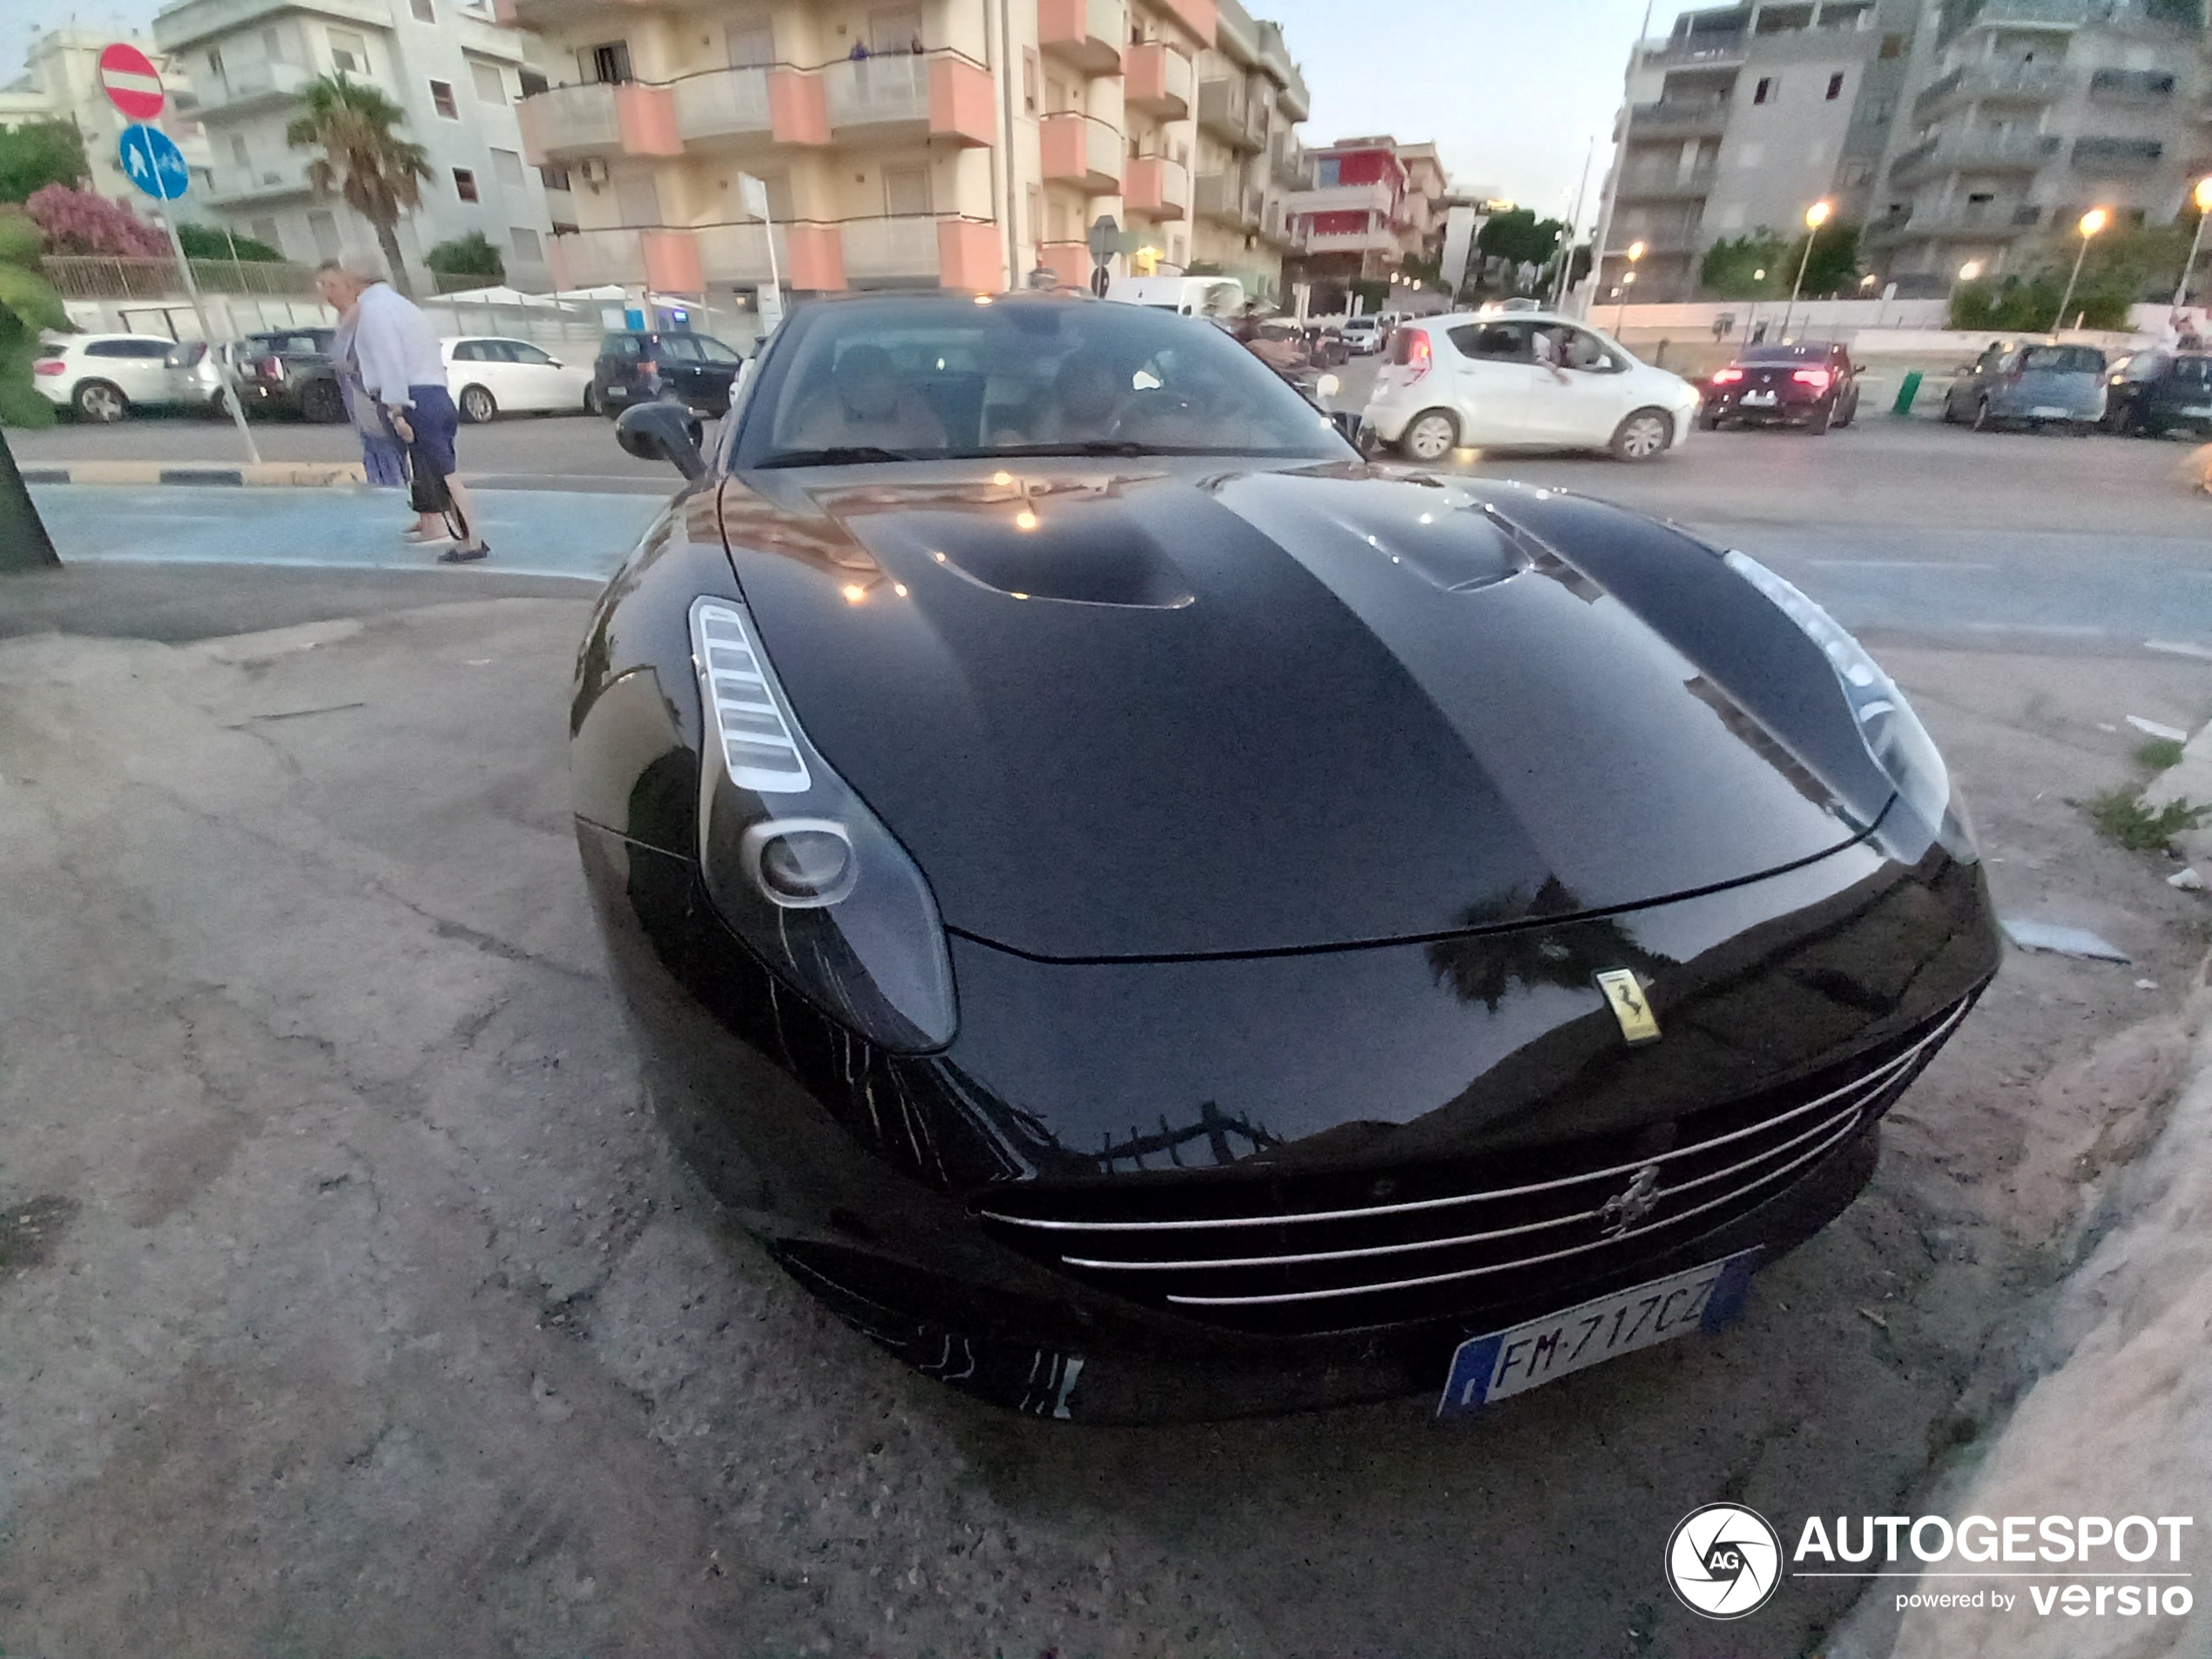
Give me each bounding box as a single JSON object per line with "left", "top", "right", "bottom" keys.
{"left": 1803, "top": 559, "right": 1998, "bottom": 572}
{"left": 2147, "top": 639, "right": 2212, "bottom": 659}
{"left": 1962, "top": 622, "right": 2106, "bottom": 636}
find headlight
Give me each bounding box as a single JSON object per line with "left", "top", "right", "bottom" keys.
{"left": 689, "top": 597, "right": 957, "bottom": 1050}
{"left": 1723, "top": 552, "right": 1975, "bottom": 863}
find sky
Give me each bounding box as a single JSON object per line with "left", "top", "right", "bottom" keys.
{"left": 23, "top": 0, "right": 1689, "bottom": 233}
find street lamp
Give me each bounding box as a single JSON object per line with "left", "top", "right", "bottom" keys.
{"left": 1778, "top": 199, "right": 1832, "bottom": 341}
{"left": 1615, "top": 239, "right": 1645, "bottom": 335}
{"left": 2175, "top": 176, "right": 2212, "bottom": 308}
{"left": 2052, "top": 206, "right": 2109, "bottom": 333}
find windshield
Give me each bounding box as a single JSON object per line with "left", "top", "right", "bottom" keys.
{"left": 1742, "top": 344, "right": 1832, "bottom": 362}
{"left": 734, "top": 295, "right": 1348, "bottom": 468}
{"left": 2020, "top": 346, "right": 2103, "bottom": 374}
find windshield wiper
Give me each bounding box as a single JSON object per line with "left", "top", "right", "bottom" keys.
{"left": 754, "top": 445, "right": 921, "bottom": 468}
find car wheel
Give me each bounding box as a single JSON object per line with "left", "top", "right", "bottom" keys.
{"left": 1972, "top": 396, "right": 1993, "bottom": 432}
{"left": 585, "top": 383, "right": 607, "bottom": 416}
{"left": 458, "top": 383, "right": 496, "bottom": 424}
{"left": 73, "top": 380, "right": 127, "bottom": 423}
{"left": 1806, "top": 401, "right": 1833, "bottom": 435}
{"left": 1835, "top": 391, "right": 1858, "bottom": 428}
{"left": 1696, "top": 409, "right": 1721, "bottom": 432}
{"left": 1940, "top": 394, "right": 1959, "bottom": 424}
{"left": 1609, "top": 407, "right": 1672, "bottom": 462}
{"left": 299, "top": 379, "right": 347, "bottom": 423}
{"left": 1398, "top": 409, "right": 1459, "bottom": 462}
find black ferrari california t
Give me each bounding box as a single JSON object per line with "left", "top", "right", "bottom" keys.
{"left": 570, "top": 291, "right": 1998, "bottom": 1422}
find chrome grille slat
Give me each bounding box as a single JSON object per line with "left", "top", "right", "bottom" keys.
{"left": 981, "top": 1000, "right": 1966, "bottom": 1238}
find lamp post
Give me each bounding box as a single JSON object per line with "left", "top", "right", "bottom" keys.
{"left": 1779, "top": 199, "right": 1831, "bottom": 342}
{"left": 1614, "top": 239, "right": 1645, "bottom": 336}
{"left": 2053, "top": 206, "right": 2108, "bottom": 334}
{"left": 2175, "top": 176, "right": 2212, "bottom": 309}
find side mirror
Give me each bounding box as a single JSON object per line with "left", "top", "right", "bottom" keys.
{"left": 1315, "top": 372, "right": 1342, "bottom": 402}
{"left": 616, "top": 400, "right": 707, "bottom": 481}
{"left": 547, "top": 358, "right": 564, "bottom": 369}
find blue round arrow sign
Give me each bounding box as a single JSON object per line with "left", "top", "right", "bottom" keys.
{"left": 118, "top": 122, "right": 190, "bottom": 201}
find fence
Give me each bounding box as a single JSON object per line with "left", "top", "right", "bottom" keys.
{"left": 42, "top": 255, "right": 318, "bottom": 300}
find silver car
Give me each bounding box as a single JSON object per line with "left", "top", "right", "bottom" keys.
{"left": 1942, "top": 340, "right": 2107, "bottom": 432}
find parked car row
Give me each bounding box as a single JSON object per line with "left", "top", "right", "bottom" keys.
{"left": 32, "top": 330, "right": 604, "bottom": 426}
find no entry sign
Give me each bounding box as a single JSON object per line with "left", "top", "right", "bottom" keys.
{"left": 98, "top": 43, "right": 166, "bottom": 122}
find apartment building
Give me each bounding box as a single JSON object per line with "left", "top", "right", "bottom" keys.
{"left": 1, "top": 30, "right": 214, "bottom": 217}
{"left": 1602, "top": 0, "right": 1919, "bottom": 301}
{"left": 1869, "top": 1, "right": 2212, "bottom": 294}
{"left": 152, "top": 0, "right": 557, "bottom": 286}
{"left": 493, "top": 0, "right": 1308, "bottom": 302}
{"left": 1184, "top": 0, "right": 1309, "bottom": 298}
{"left": 1282, "top": 134, "right": 1451, "bottom": 297}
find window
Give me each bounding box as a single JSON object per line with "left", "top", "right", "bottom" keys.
{"left": 1826, "top": 71, "right": 1844, "bottom": 100}
{"left": 87, "top": 338, "right": 176, "bottom": 359}
{"left": 307, "top": 208, "right": 340, "bottom": 257}
{"left": 869, "top": 8, "right": 922, "bottom": 52}
{"left": 429, "top": 78, "right": 459, "bottom": 118}
{"left": 410, "top": 0, "right": 435, "bottom": 20}
{"left": 586, "top": 42, "right": 631, "bottom": 84}
{"left": 1447, "top": 320, "right": 1532, "bottom": 361}
{"left": 510, "top": 226, "right": 541, "bottom": 260}
{"left": 1022, "top": 48, "right": 1037, "bottom": 114}
{"left": 470, "top": 59, "right": 507, "bottom": 103}
{"left": 450, "top": 341, "right": 487, "bottom": 361}
{"left": 207, "top": 49, "right": 223, "bottom": 78}
{"left": 1879, "top": 31, "right": 1904, "bottom": 58}
{"left": 230, "top": 133, "right": 249, "bottom": 166}
{"left": 1753, "top": 77, "right": 1775, "bottom": 104}
{"left": 453, "top": 167, "right": 479, "bottom": 202}
{"left": 250, "top": 217, "right": 282, "bottom": 251}
{"left": 540, "top": 163, "right": 572, "bottom": 191}
{"left": 507, "top": 341, "right": 556, "bottom": 366}
{"left": 884, "top": 164, "right": 929, "bottom": 216}
{"left": 1026, "top": 185, "right": 1042, "bottom": 247}
{"left": 1314, "top": 156, "right": 1340, "bottom": 186}
{"left": 727, "top": 24, "right": 774, "bottom": 68}
{"left": 491, "top": 146, "right": 524, "bottom": 186}
{"left": 328, "top": 29, "right": 368, "bottom": 74}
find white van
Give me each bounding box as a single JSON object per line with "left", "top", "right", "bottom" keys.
{"left": 1339, "top": 315, "right": 1383, "bottom": 354}
{"left": 1103, "top": 275, "right": 1245, "bottom": 320}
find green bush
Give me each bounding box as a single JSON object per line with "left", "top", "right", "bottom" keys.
{"left": 0, "top": 207, "right": 65, "bottom": 428}
{"left": 176, "top": 223, "right": 287, "bottom": 261}
{"left": 1950, "top": 275, "right": 2130, "bottom": 332}
{"left": 0, "top": 119, "right": 88, "bottom": 205}
{"left": 424, "top": 230, "right": 504, "bottom": 279}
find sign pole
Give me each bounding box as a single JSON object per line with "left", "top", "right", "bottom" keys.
{"left": 161, "top": 210, "right": 260, "bottom": 465}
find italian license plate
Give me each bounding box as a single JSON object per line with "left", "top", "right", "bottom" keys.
{"left": 2032, "top": 406, "right": 2068, "bottom": 418}
{"left": 1743, "top": 390, "right": 1777, "bottom": 406}
{"left": 2183, "top": 405, "right": 2212, "bottom": 418}
{"left": 1437, "top": 1250, "right": 1760, "bottom": 1416}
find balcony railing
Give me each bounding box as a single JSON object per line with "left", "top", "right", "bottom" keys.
{"left": 1041, "top": 111, "right": 1120, "bottom": 191}
{"left": 1619, "top": 165, "right": 1718, "bottom": 199}
{"left": 1627, "top": 98, "right": 1730, "bottom": 138}
{"left": 550, "top": 227, "right": 647, "bottom": 288}
{"left": 1891, "top": 131, "right": 2060, "bottom": 180}
{"left": 2087, "top": 68, "right": 2175, "bottom": 105}
{"left": 204, "top": 164, "right": 314, "bottom": 205}
{"left": 1913, "top": 64, "right": 2067, "bottom": 120}
{"left": 1123, "top": 155, "right": 1190, "bottom": 219}
{"left": 1038, "top": 0, "right": 1124, "bottom": 75}
{"left": 199, "top": 58, "right": 318, "bottom": 111}
{"left": 1197, "top": 78, "right": 1261, "bottom": 151}
{"left": 672, "top": 65, "right": 772, "bottom": 141}
{"left": 694, "top": 220, "right": 791, "bottom": 283}
{"left": 841, "top": 213, "right": 942, "bottom": 281}
{"left": 1123, "top": 42, "right": 1192, "bottom": 118}
{"left": 823, "top": 52, "right": 931, "bottom": 128}
{"left": 2071, "top": 135, "right": 2162, "bottom": 172}
{"left": 1193, "top": 172, "right": 1260, "bottom": 226}
{"left": 518, "top": 81, "right": 620, "bottom": 157}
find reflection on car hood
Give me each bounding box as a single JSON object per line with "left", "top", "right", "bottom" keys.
{"left": 715, "top": 462, "right": 1866, "bottom": 961}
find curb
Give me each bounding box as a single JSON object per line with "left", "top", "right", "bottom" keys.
{"left": 22, "top": 462, "right": 368, "bottom": 489}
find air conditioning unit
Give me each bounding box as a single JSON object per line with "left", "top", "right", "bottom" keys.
{"left": 577, "top": 157, "right": 610, "bottom": 186}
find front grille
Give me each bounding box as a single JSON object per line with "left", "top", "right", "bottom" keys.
{"left": 979, "top": 996, "right": 1973, "bottom": 1335}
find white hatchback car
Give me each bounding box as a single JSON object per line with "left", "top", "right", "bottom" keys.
{"left": 442, "top": 336, "right": 594, "bottom": 423}
{"left": 33, "top": 333, "right": 203, "bottom": 422}
{"left": 1363, "top": 311, "right": 1700, "bottom": 462}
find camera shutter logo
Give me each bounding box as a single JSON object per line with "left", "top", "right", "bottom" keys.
{"left": 1666, "top": 1504, "right": 1783, "bottom": 1620}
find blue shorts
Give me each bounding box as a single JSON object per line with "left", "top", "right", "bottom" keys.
{"left": 387, "top": 384, "right": 459, "bottom": 475}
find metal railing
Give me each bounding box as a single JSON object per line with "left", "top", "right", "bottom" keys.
{"left": 43, "top": 255, "right": 318, "bottom": 299}
{"left": 841, "top": 212, "right": 941, "bottom": 279}
{"left": 1913, "top": 64, "right": 2067, "bottom": 119}
{"left": 517, "top": 81, "right": 621, "bottom": 153}
{"left": 823, "top": 51, "right": 931, "bottom": 127}
{"left": 672, "top": 65, "right": 772, "bottom": 140}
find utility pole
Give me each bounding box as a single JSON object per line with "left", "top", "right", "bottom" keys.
{"left": 1553, "top": 135, "right": 1595, "bottom": 312}
{"left": 1583, "top": 0, "right": 1655, "bottom": 319}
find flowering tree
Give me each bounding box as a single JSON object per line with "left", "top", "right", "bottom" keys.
{"left": 24, "top": 184, "right": 167, "bottom": 258}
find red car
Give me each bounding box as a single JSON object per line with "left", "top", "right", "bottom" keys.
{"left": 1700, "top": 341, "right": 1860, "bottom": 433}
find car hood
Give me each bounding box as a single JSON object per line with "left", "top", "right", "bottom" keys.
{"left": 715, "top": 462, "right": 1868, "bottom": 961}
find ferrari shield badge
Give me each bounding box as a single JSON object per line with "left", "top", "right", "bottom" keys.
{"left": 1595, "top": 969, "right": 1662, "bottom": 1045}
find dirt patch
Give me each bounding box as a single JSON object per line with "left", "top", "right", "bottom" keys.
{"left": 0, "top": 1196, "right": 78, "bottom": 1277}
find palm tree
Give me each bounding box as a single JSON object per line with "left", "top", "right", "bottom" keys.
{"left": 285, "top": 75, "right": 432, "bottom": 296}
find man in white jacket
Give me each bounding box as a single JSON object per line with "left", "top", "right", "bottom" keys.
{"left": 315, "top": 252, "right": 491, "bottom": 563}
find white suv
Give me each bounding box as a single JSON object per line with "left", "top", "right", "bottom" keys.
{"left": 1362, "top": 311, "right": 1700, "bottom": 462}
{"left": 33, "top": 333, "right": 204, "bottom": 423}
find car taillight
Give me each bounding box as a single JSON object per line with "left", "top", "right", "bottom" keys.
{"left": 639, "top": 360, "right": 657, "bottom": 375}
{"left": 33, "top": 359, "right": 64, "bottom": 375}
{"left": 1710, "top": 367, "right": 1744, "bottom": 384}
{"left": 1791, "top": 368, "right": 1831, "bottom": 391}
{"left": 1402, "top": 332, "right": 1432, "bottom": 382}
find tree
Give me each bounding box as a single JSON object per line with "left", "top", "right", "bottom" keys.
{"left": 1948, "top": 224, "right": 2185, "bottom": 331}
{"left": 1477, "top": 207, "right": 1567, "bottom": 268}
{"left": 285, "top": 74, "right": 431, "bottom": 296}
{"left": 177, "top": 223, "right": 286, "bottom": 261}
{"left": 0, "top": 208, "right": 67, "bottom": 428}
{"left": 1780, "top": 219, "right": 1861, "bottom": 298}
{"left": 425, "top": 230, "right": 504, "bottom": 280}
{"left": 1699, "top": 233, "right": 1788, "bottom": 298}
{"left": 24, "top": 184, "right": 167, "bottom": 257}
{"left": 0, "top": 119, "right": 89, "bottom": 205}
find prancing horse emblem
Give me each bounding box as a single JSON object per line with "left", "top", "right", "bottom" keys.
{"left": 1595, "top": 968, "right": 1662, "bottom": 1045}
{"left": 1600, "top": 1164, "right": 1662, "bottom": 1237}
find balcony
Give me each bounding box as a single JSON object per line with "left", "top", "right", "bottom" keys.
{"left": 1041, "top": 111, "right": 1120, "bottom": 192}
{"left": 1197, "top": 78, "right": 1261, "bottom": 151}
{"left": 694, "top": 219, "right": 791, "bottom": 283}
{"left": 1124, "top": 155, "right": 1190, "bottom": 219}
{"left": 822, "top": 53, "right": 994, "bottom": 145}
{"left": 1193, "top": 171, "right": 1259, "bottom": 226}
{"left": 1891, "top": 131, "right": 2059, "bottom": 182}
{"left": 198, "top": 58, "right": 318, "bottom": 114}
{"left": 1867, "top": 204, "right": 2039, "bottom": 245}
{"left": 1298, "top": 226, "right": 1390, "bottom": 254}
{"left": 841, "top": 214, "right": 944, "bottom": 284}
{"left": 1912, "top": 64, "right": 2067, "bottom": 121}
{"left": 1626, "top": 98, "right": 1730, "bottom": 138}
{"left": 2088, "top": 68, "right": 2175, "bottom": 106}
{"left": 1039, "top": 0, "right": 1124, "bottom": 76}
{"left": 2072, "top": 136, "right": 2162, "bottom": 173}
{"left": 203, "top": 163, "right": 315, "bottom": 206}
{"left": 1618, "top": 165, "right": 1717, "bottom": 201}
{"left": 516, "top": 81, "right": 681, "bottom": 165}
{"left": 1123, "top": 42, "right": 1192, "bottom": 119}
{"left": 671, "top": 65, "right": 772, "bottom": 144}
{"left": 1640, "top": 31, "right": 1747, "bottom": 68}
{"left": 1271, "top": 136, "right": 1303, "bottom": 188}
